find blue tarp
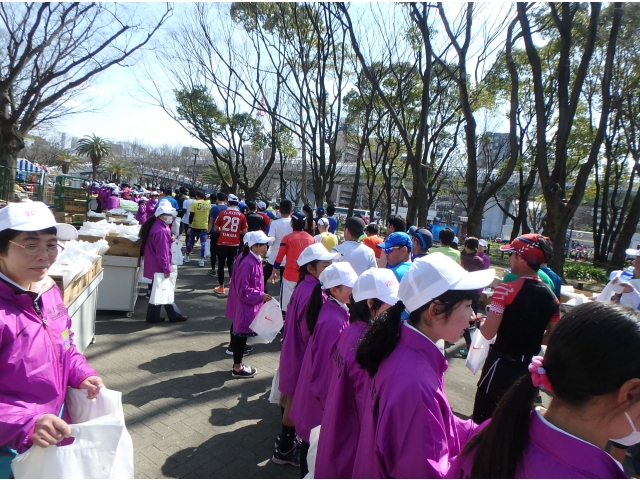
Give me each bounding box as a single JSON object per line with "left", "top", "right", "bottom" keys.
{"left": 431, "top": 225, "right": 459, "bottom": 242}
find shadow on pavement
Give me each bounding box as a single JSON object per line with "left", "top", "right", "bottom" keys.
{"left": 138, "top": 345, "right": 227, "bottom": 374}
{"left": 161, "top": 390, "right": 298, "bottom": 479}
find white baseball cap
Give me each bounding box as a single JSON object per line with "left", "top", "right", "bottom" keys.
{"left": 478, "top": 239, "right": 488, "bottom": 247}
{"left": 400, "top": 253, "right": 495, "bottom": 313}
{"left": 244, "top": 230, "right": 275, "bottom": 247}
{"left": 319, "top": 262, "right": 357, "bottom": 289}
{"left": 296, "top": 243, "right": 340, "bottom": 266}
{"left": 317, "top": 217, "right": 330, "bottom": 227}
{"left": 0, "top": 202, "right": 77, "bottom": 240}
{"left": 352, "top": 267, "right": 400, "bottom": 305}
{"left": 228, "top": 194, "right": 239, "bottom": 203}
{"left": 626, "top": 248, "right": 640, "bottom": 257}
{"left": 155, "top": 201, "right": 177, "bottom": 217}
{"left": 257, "top": 201, "right": 267, "bottom": 210}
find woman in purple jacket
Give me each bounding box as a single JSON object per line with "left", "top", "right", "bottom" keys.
{"left": 449, "top": 301, "right": 639, "bottom": 479}
{"left": 138, "top": 202, "right": 188, "bottom": 324}
{"left": 273, "top": 243, "right": 338, "bottom": 467}
{"left": 135, "top": 197, "right": 148, "bottom": 224}
{"left": 352, "top": 254, "right": 494, "bottom": 478}
{"left": 315, "top": 267, "right": 400, "bottom": 479}
{"left": 290, "top": 262, "right": 357, "bottom": 477}
{"left": 0, "top": 202, "right": 104, "bottom": 478}
{"left": 225, "top": 231, "right": 273, "bottom": 379}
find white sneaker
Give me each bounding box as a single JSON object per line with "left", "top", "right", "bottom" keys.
{"left": 198, "top": 259, "right": 205, "bottom": 267}
{"left": 183, "top": 254, "right": 190, "bottom": 263}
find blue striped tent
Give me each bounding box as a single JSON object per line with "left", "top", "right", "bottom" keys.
{"left": 17, "top": 158, "right": 43, "bottom": 172}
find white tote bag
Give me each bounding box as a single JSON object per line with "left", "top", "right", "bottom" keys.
{"left": 465, "top": 328, "right": 496, "bottom": 375}
{"left": 248, "top": 299, "right": 283, "bottom": 344}
{"left": 149, "top": 272, "right": 177, "bottom": 305}
{"left": 12, "top": 388, "right": 134, "bottom": 479}
{"left": 303, "top": 425, "right": 321, "bottom": 479}
{"left": 203, "top": 239, "right": 211, "bottom": 258}
{"left": 171, "top": 240, "right": 183, "bottom": 266}
{"left": 268, "top": 365, "right": 281, "bottom": 404}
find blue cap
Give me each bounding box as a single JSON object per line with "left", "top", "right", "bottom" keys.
{"left": 377, "top": 232, "right": 412, "bottom": 249}
{"left": 317, "top": 206, "right": 325, "bottom": 214}
{"left": 291, "top": 210, "right": 306, "bottom": 223}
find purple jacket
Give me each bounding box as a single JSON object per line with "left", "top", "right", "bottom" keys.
{"left": 290, "top": 300, "right": 349, "bottom": 442}
{"left": 97, "top": 187, "right": 111, "bottom": 210}
{"left": 352, "top": 324, "right": 478, "bottom": 478}
{"left": 316, "top": 321, "right": 371, "bottom": 478}
{"left": 279, "top": 275, "right": 323, "bottom": 397}
{"left": 103, "top": 194, "right": 119, "bottom": 211}
{"left": 478, "top": 252, "right": 491, "bottom": 270}
{"left": 0, "top": 277, "right": 97, "bottom": 453}
{"left": 136, "top": 204, "right": 148, "bottom": 224}
{"left": 225, "top": 253, "right": 264, "bottom": 334}
{"left": 447, "top": 407, "right": 625, "bottom": 478}
{"left": 146, "top": 198, "right": 158, "bottom": 215}
{"left": 143, "top": 219, "right": 172, "bottom": 279}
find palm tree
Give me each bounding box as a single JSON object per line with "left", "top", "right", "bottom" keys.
{"left": 99, "top": 159, "right": 136, "bottom": 184}
{"left": 74, "top": 135, "right": 114, "bottom": 180}
{"left": 54, "top": 150, "right": 81, "bottom": 174}
{"left": 202, "top": 162, "right": 233, "bottom": 192}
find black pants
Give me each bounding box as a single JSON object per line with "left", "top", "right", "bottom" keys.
{"left": 300, "top": 440, "right": 310, "bottom": 478}
{"left": 232, "top": 334, "right": 248, "bottom": 365}
{"left": 209, "top": 232, "right": 220, "bottom": 271}
{"left": 472, "top": 349, "right": 531, "bottom": 424}
{"left": 146, "top": 302, "right": 181, "bottom": 323}
{"left": 217, "top": 244, "right": 238, "bottom": 286}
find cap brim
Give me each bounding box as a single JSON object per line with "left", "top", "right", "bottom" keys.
{"left": 452, "top": 268, "right": 496, "bottom": 291}
{"left": 499, "top": 244, "right": 515, "bottom": 252}
{"left": 55, "top": 223, "right": 78, "bottom": 241}
{"left": 626, "top": 248, "right": 640, "bottom": 257}
{"left": 378, "top": 292, "right": 400, "bottom": 306}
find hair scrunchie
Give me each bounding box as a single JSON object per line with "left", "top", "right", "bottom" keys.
{"left": 528, "top": 355, "right": 553, "bottom": 393}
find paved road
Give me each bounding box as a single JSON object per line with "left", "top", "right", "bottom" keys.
{"left": 84, "top": 249, "right": 548, "bottom": 479}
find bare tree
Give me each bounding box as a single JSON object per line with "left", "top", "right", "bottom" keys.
{"left": 0, "top": 3, "right": 171, "bottom": 198}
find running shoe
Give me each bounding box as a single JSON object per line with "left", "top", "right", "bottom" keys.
{"left": 198, "top": 259, "right": 205, "bottom": 267}
{"left": 231, "top": 364, "right": 257, "bottom": 378}
{"left": 272, "top": 444, "right": 300, "bottom": 467}
{"left": 225, "top": 346, "right": 252, "bottom": 356}
{"left": 207, "top": 270, "right": 216, "bottom": 277}
{"left": 183, "top": 254, "right": 190, "bottom": 263}
{"left": 214, "top": 286, "right": 226, "bottom": 294}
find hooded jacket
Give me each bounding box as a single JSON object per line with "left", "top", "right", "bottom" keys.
{"left": 143, "top": 219, "right": 172, "bottom": 280}
{"left": 0, "top": 276, "right": 97, "bottom": 453}
{"left": 352, "top": 323, "right": 478, "bottom": 478}
{"left": 225, "top": 252, "right": 264, "bottom": 334}
{"left": 289, "top": 299, "right": 349, "bottom": 443}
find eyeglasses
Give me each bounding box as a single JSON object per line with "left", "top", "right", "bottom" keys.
{"left": 9, "top": 240, "right": 64, "bottom": 256}
{"left": 384, "top": 246, "right": 405, "bottom": 255}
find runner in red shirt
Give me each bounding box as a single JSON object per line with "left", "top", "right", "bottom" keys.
{"left": 213, "top": 194, "right": 248, "bottom": 294}
{"left": 272, "top": 210, "right": 315, "bottom": 311}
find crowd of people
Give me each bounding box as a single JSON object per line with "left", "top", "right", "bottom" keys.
{"left": 1, "top": 185, "right": 640, "bottom": 479}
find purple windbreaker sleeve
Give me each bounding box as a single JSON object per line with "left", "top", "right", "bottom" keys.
{"left": 238, "top": 263, "right": 265, "bottom": 306}
{"left": 452, "top": 415, "right": 479, "bottom": 447}
{"left": 153, "top": 227, "right": 173, "bottom": 274}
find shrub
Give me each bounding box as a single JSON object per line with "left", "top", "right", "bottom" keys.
{"left": 563, "top": 262, "right": 607, "bottom": 282}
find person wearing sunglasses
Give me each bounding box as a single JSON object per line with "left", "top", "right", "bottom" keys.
{"left": 0, "top": 202, "right": 104, "bottom": 478}
{"left": 376, "top": 232, "right": 413, "bottom": 282}
{"left": 471, "top": 234, "right": 559, "bottom": 424}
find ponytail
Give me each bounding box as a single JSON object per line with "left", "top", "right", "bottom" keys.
{"left": 348, "top": 296, "right": 384, "bottom": 325}
{"left": 357, "top": 301, "right": 406, "bottom": 376}
{"left": 463, "top": 375, "right": 537, "bottom": 478}
{"left": 305, "top": 283, "right": 326, "bottom": 335}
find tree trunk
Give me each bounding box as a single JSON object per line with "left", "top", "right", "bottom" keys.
{"left": 611, "top": 186, "right": 640, "bottom": 271}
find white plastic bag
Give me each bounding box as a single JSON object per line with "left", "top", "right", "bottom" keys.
{"left": 171, "top": 240, "right": 183, "bottom": 266}
{"left": 12, "top": 388, "right": 134, "bottom": 479}
{"left": 303, "top": 425, "right": 321, "bottom": 479}
{"left": 269, "top": 365, "right": 281, "bottom": 404}
{"left": 171, "top": 217, "right": 180, "bottom": 237}
{"left": 149, "top": 272, "right": 177, "bottom": 305}
{"left": 136, "top": 258, "right": 152, "bottom": 284}
{"left": 203, "top": 239, "right": 211, "bottom": 258}
{"left": 248, "top": 299, "right": 283, "bottom": 344}
{"left": 465, "top": 328, "right": 496, "bottom": 375}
